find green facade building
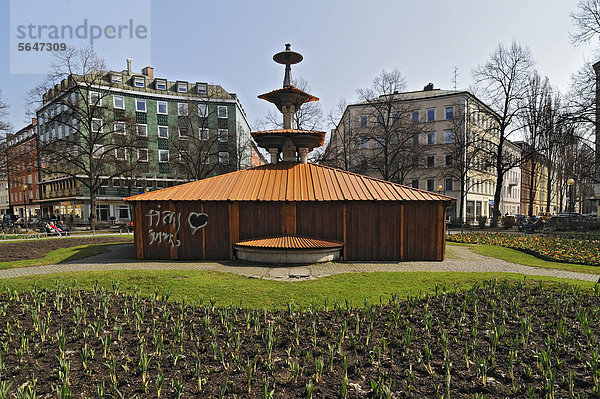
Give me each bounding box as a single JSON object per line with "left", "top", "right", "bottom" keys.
{"left": 36, "top": 60, "right": 251, "bottom": 223}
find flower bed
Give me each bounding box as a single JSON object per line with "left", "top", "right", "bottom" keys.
{"left": 447, "top": 233, "right": 600, "bottom": 266}
{"left": 1, "top": 280, "right": 600, "bottom": 397}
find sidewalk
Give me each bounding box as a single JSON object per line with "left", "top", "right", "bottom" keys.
{"left": 0, "top": 244, "right": 598, "bottom": 283}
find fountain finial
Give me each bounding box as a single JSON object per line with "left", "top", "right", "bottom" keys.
{"left": 273, "top": 43, "right": 303, "bottom": 88}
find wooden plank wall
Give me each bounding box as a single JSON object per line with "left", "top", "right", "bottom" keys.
{"left": 133, "top": 200, "right": 447, "bottom": 261}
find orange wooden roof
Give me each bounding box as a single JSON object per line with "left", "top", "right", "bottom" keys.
{"left": 251, "top": 129, "right": 326, "bottom": 146}
{"left": 234, "top": 235, "right": 343, "bottom": 249}
{"left": 124, "top": 162, "right": 456, "bottom": 202}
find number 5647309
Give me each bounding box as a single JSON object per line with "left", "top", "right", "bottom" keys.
{"left": 18, "top": 43, "right": 67, "bottom": 51}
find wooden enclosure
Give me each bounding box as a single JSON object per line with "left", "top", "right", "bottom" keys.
{"left": 131, "top": 199, "right": 447, "bottom": 261}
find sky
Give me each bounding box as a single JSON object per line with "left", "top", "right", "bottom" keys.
{"left": 0, "top": 0, "right": 597, "bottom": 132}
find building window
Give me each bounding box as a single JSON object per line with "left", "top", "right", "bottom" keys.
{"left": 177, "top": 82, "right": 188, "bottom": 92}
{"left": 157, "top": 101, "right": 168, "bottom": 114}
{"left": 427, "top": 179, "right": 435, "bottom": 192}
{"left": 199, "top": 129, "right": 209, "bottom": 140}
{"left": 111, "top": 73, "right": 122, "bottom": 84}
{"left": 219, "top": 151, "right": 229, "bottom": 164}
{"left": 218, "top": 129, "right": 228, "bottom": 142}
{"left": 138, "top": 148, "right": 148, "bottom": 162}
{"left": 90, "top": 91, "right": 101, "bottom": 105}
{"left": 444, "top": 130, "right": 454, "bottom": 143}
{"left": 155, "top": 79, "right": 167, "bottom": 90}
{"left": 197, "top": 83, "right": 207, "bottom": 94}
{"left": 411, "top": 179, "right": 419, "bottom": 189}
{"left": 198, "top": 104, "right": 208, "bottom": 117}
{"left": 178, "top": 103, "right": 188, "bottom": 116}
{"left": 158, "top": 149, "right": 169, "bottom": 163}
{"left": 137, "top": 124, "right": 147, "bottom": 136}
{"left": 445, "top": 106, "right": 454, "bottom": 120}
{"left": 217, "top": 105, "right": 228, "bottom": 119}
{"left": 91, "top": 118, "right": 102, "bottom": 133}
{"left": 359, "top": 115, "right": 368, "bottom": 128}
{"left": 179, "top": 127, "right": 189, "bottom": 140}
{"left": 179, "top": 150, "right": 189, "bottom": 161}
{"left": 202, "top": 151, "right": 210, "bottom": 164}
{"left": 134, "top": 77, "right": 145, "bottom": 87}
{"left": 115, "top": 148, "right": 126, "bottom": 160}
{"left": 426, "top": 108, "right": 435, "bottom": 122}
{"left": 136, "top": 98, "right": 146, "bottom": 112}
{"left": 411, "top": 111, "right": 420, "bottom": 123}
{"left": 445, "top": 154, "right": 453, "bottom": 166}
{"left": 426, "top": 155, "right": 434, "bottom": 168}
{"left": 445, "top": 178, "right": 453, "bottom": 191}
{"left": 92, "top": 144, "right": 103, "bottom": 158}
{"left": 158, "top": 126, "right": 168, "bottom": 138}
{"left": 113, "top": 95, "right": 124, "bottom": 109}
{"left": 411, "top": 155, "right": 419, "bottom": 167}
{"left": 360, "top": 139, "right": 369, "bottom": 149}
{"left": 427, "top": 132, "right": 435, "bottom": 145}
{"left": 114, "top": 122, "right": 125, "bottom": 135}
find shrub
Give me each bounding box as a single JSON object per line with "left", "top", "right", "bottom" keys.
{"left": 477, "top": 216, "right": 487, "bottom": 228}
{"left": 502, "top": 216, "right": 515, "bottom": 229}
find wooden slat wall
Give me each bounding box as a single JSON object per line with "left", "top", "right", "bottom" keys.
{"left": 133, "top": 200, "right": 447, "bottom": 261}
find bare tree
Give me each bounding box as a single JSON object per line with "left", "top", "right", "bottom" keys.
{"left": 27, "top": 47, "right": 144, "bottom": 229}
{"left": 571, "top": 0, "right": 600, "bottom": 44}
{"left": 444, "top": 100, "right": 495, "bottom": 223}
{"left": 322, "top": 98, "right": 358, "bottom": 170}
{"left": 473, "top": 41, "right": 535, "bottom": 226}
{"left": 354, "top": 69, "right": 426, "bottom": 184}
{"left": 0, "top": 91, "right": 12, "bottom": 185}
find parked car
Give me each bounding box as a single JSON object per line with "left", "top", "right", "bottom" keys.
{"left": 551, "top": 212, "right": 582, "bottom": 220}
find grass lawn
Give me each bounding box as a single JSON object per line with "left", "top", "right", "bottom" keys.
{"left": 1, "top": 270, "right": 596, "bottom": 309}
{"left": 446, "top": 241, "right": 600, "bottom": 275}
{"left": 0, "top": 243, "right": 128, "bottom": 270}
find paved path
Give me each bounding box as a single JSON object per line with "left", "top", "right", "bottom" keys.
{"left": 0, "top": 244, "right": 598, "bottom": 283}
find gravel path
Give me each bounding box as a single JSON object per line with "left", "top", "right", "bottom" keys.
{"left": 0, "top": 244, "right": 598, "bottom": 283}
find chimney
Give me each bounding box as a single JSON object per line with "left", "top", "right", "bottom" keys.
{"left": 126, "top": 58, "right": 132, "bottom": 75}
{"left": 142, "top": 66, "right": 154, "bottom": 80}
{"left": 424, "top": 83, "right": 434, "bottom": 91}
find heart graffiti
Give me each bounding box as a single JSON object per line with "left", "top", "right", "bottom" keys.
{"left": 188, "top": 212, "right": 208, "bottom": 234}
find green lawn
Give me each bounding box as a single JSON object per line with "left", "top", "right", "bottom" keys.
{"left": 1, "top": 270, "right": 595, "bottom": 309}
{"left": 0, "top": 243, "right": 127, "bottom": 270}
{"left": 446, "top": 241, "right": 600, "bottom": 275}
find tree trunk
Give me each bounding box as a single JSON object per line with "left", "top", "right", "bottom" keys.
{"left": 528, "top": 161, "right": 536, "bottom": 217}
{"left": 89, "top": 191, "right": 97, "bottom": 235}
{"left": 491, "top": 173, "right": 503, "bottom": 227}
{"left": 545, "top": 165, "right": 553, "bottom": 214}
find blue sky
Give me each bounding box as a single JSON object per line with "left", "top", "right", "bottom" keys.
{"left": 0, "top": 0, "right": 596, "bottom": 131}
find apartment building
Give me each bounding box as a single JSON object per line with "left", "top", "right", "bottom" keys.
{"left": 36, "top": 59, "right": 252, "bottom": 222}
{"left": 327, "top": 85, "right": 511, "bottom": 223}
{"left": 499, "top": 140, "right": 522, "bottom": 216}
{"left": 6, "top": 119, "right": 41, "bottom": 218}
{"left": 516, "top": 141, "right": 562, "bottom": 216}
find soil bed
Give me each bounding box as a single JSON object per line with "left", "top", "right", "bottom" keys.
{"left": 0, "top": 236, "right": 132, "bottom": 262}
{"left": 0, "top": 279, "right": 599, "bottom": 397}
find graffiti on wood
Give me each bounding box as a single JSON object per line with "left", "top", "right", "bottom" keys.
{"left": 147, "top": 207, "right": 208, "bottom": 247}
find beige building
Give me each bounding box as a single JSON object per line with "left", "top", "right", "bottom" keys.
{"left": 326, "top": 86, "right": 514, "bottom": 223}
{"left": 499, "top": 140, "right": 522, "bottom": 216}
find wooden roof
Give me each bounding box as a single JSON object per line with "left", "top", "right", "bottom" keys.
{"left": 124, "top": 162, "right": 455, "bottom": 202}
{"left": 234, "top": 235, "right": 343, "bottom": 249}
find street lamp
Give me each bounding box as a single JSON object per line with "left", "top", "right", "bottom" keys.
{"left": 567, "top": 178, "right": 575, "bottom": 222}
{"left": 21, "top": 184, "right": 28, "bottom": 231}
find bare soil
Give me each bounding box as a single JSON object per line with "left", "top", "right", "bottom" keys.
{"left": 0, "top": 236, "right": 132, "bottom": 262}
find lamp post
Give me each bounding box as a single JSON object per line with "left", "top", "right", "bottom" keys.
{"left": 567, "top": 178, "right": 575, "bottom": 222}
{"left": 437, "top": 184, "right": 444, "bottom": 195}
{"left": 21, "top": 184, "right": 28, "bottom": 231}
